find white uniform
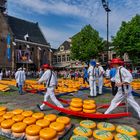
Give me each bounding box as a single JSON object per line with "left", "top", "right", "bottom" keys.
{"left": 0, "top": 72, "right": 3, "bottom": 80}
{"left": 96, "top": 66, "right": 104, "bottom": 94}
{"left": 15, "top": 70, "right": 26, "bottom": 85}
{"left": 105, "top": 66, "right": 140, "bottom": 119}
{"left": 88, "top": 65, "right": 97, "bottom": 96}
{"left": 38, "top": 69, "right": 63, "bottom": 109}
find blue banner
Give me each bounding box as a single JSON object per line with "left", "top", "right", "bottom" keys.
{"left": 6, "top": 33, "right": 11, "bottom": 61}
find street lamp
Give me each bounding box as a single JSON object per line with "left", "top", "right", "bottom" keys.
{"left": 101, "top": 0, "right": 111, "bottom": 62}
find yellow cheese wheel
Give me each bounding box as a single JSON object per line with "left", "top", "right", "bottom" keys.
{"left": 70, "top": 101, "right": 83, "bottom": 108}
{"left": 116, "top": 125, "right": 137, "bottom": 136}
{"left": 23, "top": 117, "right": 36, "bottom": 125}
{"left": 12, "top": 109, "right": 23, "bottom": 115}
{"left": 97, "top": 122, "right": 115, "bottom": 132}
{"left": 93, "top": 129, "right": 113, "bottom": 140}
{"left": 11, "top": 122, "right": 27, "bottom": 133}
{"left": 22, "top": 111, "right": 33, "bottom": 117}
{"left": 56, "top": 116, "right": 71, "bottom": 125}
{"left": 0, "top": 117, "right": 4, "bottom": 124}
{"left": 80, "top": 120, "right": 96, "bottom": 129}
{"left": 73, "top": 126, "right": 92, "bottom": 137}
{"left": 70, "top": 135, "right": 89, "bottom": 140}
{"left": 115, "top": 133, "right": 138, "bottom": 140}
{"left": 44, "top": 114, "right": 57, "bottom": 122}
{"left": 12, "top": 115, "right": 25, "bottom": 122}
{"left": 36, "top": 119, "right": 50, "bottom": 128}
{"left": 83, "top": 100, "right": 95, "bottom": 104}
{"left": 40, "top": 127, "right": 57, "bottom": 140}
{"left": 26, "top": 125, "right": 41, "bottom": 136}
{"left": 83, "top": 109, "right": 96, "bottom": 113}
{"left": 26, "top": 135, "right": 39, "bottom": 140}
{"left": 32, "top": 112, "right": 44, "bottom": 120}
{"left": 3, "top": 112, "right": 14, "bottom": 119}
{"left": 0, "top": 111, "right": 6, "bottom": 117}
{"left": 0, "top": 106, "right": 7, "bottom": 112}
{"left": 50, "top": 122, "right": 65, "bottom": 132}
{"left": 83, "top": 104, "right": 96, "bottom": 110}
{"left": 70, "top": 106, "right": 82, "bottom": 112}
{"left": 1, "top": 119, "right": 15, "bottom": 129}
{"left": 12, "top": 132, "right": 25, "bottom": 138}
{"left": 72, "top": 98, "right": 82, "bottom": 103}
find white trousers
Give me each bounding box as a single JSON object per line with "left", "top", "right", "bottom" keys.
{"left": 40, "top": 86, "right": 64, "bottom": 109}
{"left": 98, "top": 77, "right": 103, "bottom": 94}
{"left": 105, "top": 87, "right": 140, "bottom": 119}
{"left": 89, "top": 79, "right": 97, "bottom": 96}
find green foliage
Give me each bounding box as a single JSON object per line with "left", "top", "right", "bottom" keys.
{"left": 113, "top": 14, "right": 140, "bottom": 64}
{"left": 71, "top": 25, "right": 103, "bottom": 62}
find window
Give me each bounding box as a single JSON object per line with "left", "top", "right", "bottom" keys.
{"left": 53, "top": 56, "right": 57, "bottom": 63}
{"left": 60, "top": 46, "right": 64, "bottom": 51}
{"left": 57, "top": 56, "right": 61, "bottom": 62}
{"left": 67, "top": 55, "right": 70, "bottom": 61}
{"left": 62, "top": 55, "right": 65, "bottom": 62}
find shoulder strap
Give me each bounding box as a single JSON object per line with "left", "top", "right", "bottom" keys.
{"left": 119, "top": 67, "right": 125, "bottom": 93}
{"left": 47, "top": 70, "right": 52, "bottom": 87}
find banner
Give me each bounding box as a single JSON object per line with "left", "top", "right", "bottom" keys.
{"left": 6, "top": 33, "right": 11, "bottom": 61}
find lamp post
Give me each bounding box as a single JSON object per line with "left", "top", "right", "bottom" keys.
{"left": 101, "top": 0, "right": 111, "bottom": 62}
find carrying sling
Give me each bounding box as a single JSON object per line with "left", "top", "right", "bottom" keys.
{"left": 47, "top": 70, "right": 52, "bottom": 87}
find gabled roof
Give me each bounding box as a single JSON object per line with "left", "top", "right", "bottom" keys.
{"left": 7, "top": 15, "right": 48, "bottom": 45}
{"left": 58, "top": 40, "right": 71, "bottom": 51}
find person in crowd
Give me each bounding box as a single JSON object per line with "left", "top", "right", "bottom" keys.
{"left": 37, "top": 64, "right": 63, "bottom": 111}
{"left": 105, "top": 67, "right": 110, "bottom": 79}
{"left": 15, "top": 67, "right": 26, "bottom": 95}
{"left": 83, "top": 67, "right": 89, "bottom": 84}
{"left": 88, "top": 61, "right": 97, "bottom": 97}
{"left": 0, "top": 69, "right": 3, "bottom": 80}
{"left": 110, "top": 66, "right": 117, "bottom": 96}
{"left": 104, "top": 58, "right": 140, "bottom": 124}
{"left": 96, "top": 62, "right": 105, "bottom": 95}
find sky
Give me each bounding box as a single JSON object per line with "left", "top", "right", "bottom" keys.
{"left": 8, "top": 0, "right": 140, "bottom": 49}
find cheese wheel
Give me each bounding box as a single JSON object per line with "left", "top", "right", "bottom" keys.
{"left": 23, "top": 117, "right": 36, "bottom": 125}
{"left": 1, "top": 119, "right": 15, "bottom": 129}
{"left": 72, "top": 98, "right": 82, "bottom": 103}
{"left": 0, "top": 117, "right": 4, "bottom": 124}
{"left": 116, "top": 125, "right": 137, "bottom": 136}
{"left": 84, "top": 100, "right": 95, "bottom": 104}
{"left": 3, "top": 112, "right": 14, "bottom": 119}
{"left": 73, "top": 126, "right": 92, "bottom": 137}
{"left": 44, "top": 114, "right": 57, "bottom": 122}
{"left": 12, "top": 109, "right": 23, "bottom": 115}
{"left": 83, "top": 109, "right": 96, "bottom": 113}
{"left": 32, "top": 112, "right": 44, "bottom": 120}
{"left": 80, "top": 120, "right": 96, "bottom": 129}
{"left": 97, "top": 122, "right": 115, "bottom": 132}
{"left": 70, "top": 101, "right": 83, "bottom": 108}
{"left": 115, "top": 133, "right": 138, "bottom": 140}
{"left": 1, "top": 128, "right": 11, "bottom": 134}
{"left": 26, "top": 135, "right": 40, "bottom": 140}
{"left": 26, "top": 125, "right": 41, "bottom": 136}
{"left": 57, "top": 130, "right": 65, "bottom": 136}
{"left": 70, "top": 135, "right": 89, "bottom": 140}
{"left": 50, "top": 122, "right": 65, "bottom": 132}
{"left": 70, "top": 106, "right": 82, "bottom": 112}
{"left": 36, "top": 119, "right": 50, "bottom": 128}
{"left": 0, "top": 111, "right": 6, "bottom": 117}
{"left": 12, "top": 122, "right": 27, "bottom": 133}
{"left": 83, "top": 104, "right": 96, "bottom": 110}
{"left": 12, "top": 132, "right": 25, "bottom": 138}
{"left": 22, "top": 111, "right": 33, "bottom": 117}
{"left": 12, "top": 115, "right": 25, "bottom": 122}
{"left": 0, "top": 106, "right": 7, "bottom": 112}
{"left": 93, "top": 129, "right": 113, "bottom": 140}
{"left": 56, "top": 116, "right": 71, "bottom": 125}
{"left": 40, "top": 127, "right": 57, "bottom": 140}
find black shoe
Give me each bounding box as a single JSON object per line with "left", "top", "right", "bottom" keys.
{"left": 36, "top": 104, "right": 44, "bottom": 111}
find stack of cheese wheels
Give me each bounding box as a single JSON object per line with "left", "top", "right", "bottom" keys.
{"left": 0, "top": 117, "right": 5, "bottom": 128}
{"left": 116, "top": 125, "right": 137, "bottom": 136}
{"left": 44, "top": 114, "right": 57, "bottom": 122}
{"left": 40, "top": 128, "right": 58, "bottom": 140}
{"left": 11, "top": 122, "right": 27, "bottom": 138}
{"left": 23, "top": 117, "right": 36, "bottom": 126}
{"left": 22, "top": 111, "right": 33, "bottom": 117}
{"left": 70, "top": 98, "right": 83, "bottom": 112}
{"left": 73, "top": 126, "right": 93, "bottom": 140}
{"left": 26, "top": 124, "right": 41, "bottom": 140}
{"left": 1, "top": 119, "right": 15, "bottom": 134}
{"left": 36, "top": 119, "right": 50, "bottom": 128}
{"left": 93, "top": 129, "right": 113, "bottom": 140}
{"left": 80, "top": 120, "right": 96, "bottom": 129}
{"left": 97, "top": 122, "right": 115, "bottom": 132}
{"left": 83, "top": 99, "right": 96, "bottom": 114}
{"left": 3, "top": 112, "right": 14, "bottom": 119}
{"left": 12, "top": 115, "right": 25, "bottom": 122}
{"left": 32, "top": 112, "right": 44, "bottom": 120}
{"left": 12, "top": 109, "right": 23, "bottom": 115}
{"left": 70, "top": 135, "right": 89, "bottom": 140}
{"left": 50, "top": 122, "right": 65, "bottom": 137}
{"left": 56, "top": 116, "right": 71, "bottom": 129}
{"left": 115, "top": 133, "right": 138, "bottom": 140}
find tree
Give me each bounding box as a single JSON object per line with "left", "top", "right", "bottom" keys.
{"left": 113, "top": 14, "right": 140, "bottom": 64}
{"left": 71, "top": 25, "right": 103, "bottom": 62}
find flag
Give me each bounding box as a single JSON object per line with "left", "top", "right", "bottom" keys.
{"left": 6, "top": 33, "right": 11, "bottom": 61}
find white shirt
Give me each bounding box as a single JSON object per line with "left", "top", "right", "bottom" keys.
{"left": 38, "top": 70, "right": 57, "bottom": 87}
{"left": 15, "top": 70, "right": 26, "bottom": 85}
{"left": 88, "top": 66, "right": 96, "bottom": 81}
{"left": 96, "top": 66, "right": 104, "bottom": 78}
